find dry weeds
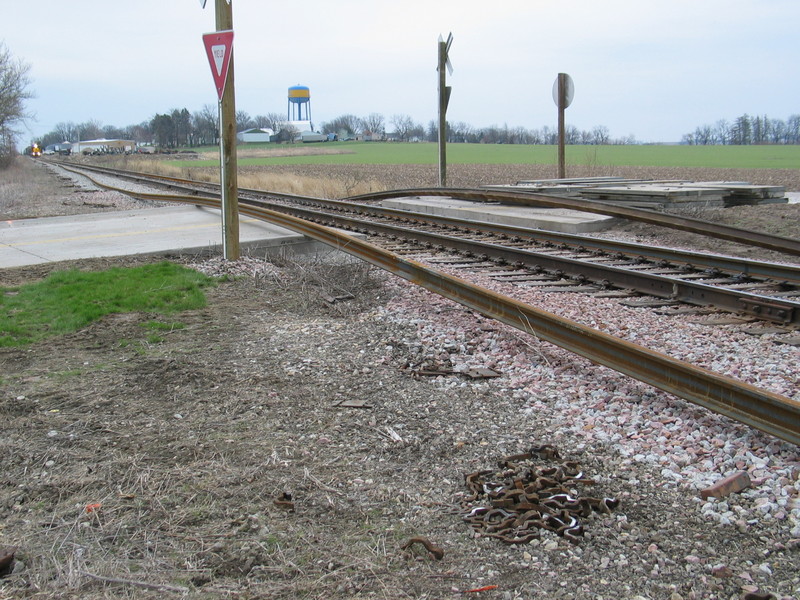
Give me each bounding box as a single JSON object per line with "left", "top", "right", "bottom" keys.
{"left": 99, "top": 155, "right": 384, "bottom": 199}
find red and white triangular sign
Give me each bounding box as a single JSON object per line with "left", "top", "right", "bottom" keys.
{"left": 202, "top": 30, "right": 234, "bottom": 100}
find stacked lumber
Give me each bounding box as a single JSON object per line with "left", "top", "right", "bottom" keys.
{"left": 502, "top": 177, "right": 786, "bottom": 208}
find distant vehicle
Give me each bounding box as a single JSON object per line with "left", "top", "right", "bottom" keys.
{"left": 31, "top": 143, "right": 42, "bottom": 157}
{"left": 42, "top": 142, "right": 72, "bottom": 156}
{"left": 300, "top": 131, "right": 326, "bottom": 143}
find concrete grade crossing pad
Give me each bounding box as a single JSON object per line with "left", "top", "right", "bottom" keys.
{"left": 380, "top": 196, "right": 617, "bottom": 234}
{"left": 0, "top": 197, "right": 616, "bottom": 270}
{"left": 0, "top": 205, "right": 335, "bottom": 269}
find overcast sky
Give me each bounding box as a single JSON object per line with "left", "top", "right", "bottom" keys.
{"left": 7, "top": 0, "right": 800, "bottom": 144}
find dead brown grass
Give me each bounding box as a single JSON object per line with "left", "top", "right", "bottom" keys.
{"left": 208, "top": 147, "right": 354, "bottom": 160}
{"left": 0, "top": 159, "right": 45, "bottom": 215}
{"left": 102, "top": 156, "right": 385, "bottom": 199}
{"left": 0, "top": 159, "right": 85, "bottom": 219}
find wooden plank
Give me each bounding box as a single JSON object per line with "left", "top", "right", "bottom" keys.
{"left": 580, "top": 185, "right": 724, "bottom": 198}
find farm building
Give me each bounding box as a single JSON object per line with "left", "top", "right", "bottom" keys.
{"left": 72, "top": 139, "right": 136, "bottom": 154}
{"left": 237, "top": 128, "right": 276, "bottom": 143}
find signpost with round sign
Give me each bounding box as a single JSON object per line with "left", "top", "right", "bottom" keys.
{"left": 553, "top": 73, "right": 574, "bottom": 179}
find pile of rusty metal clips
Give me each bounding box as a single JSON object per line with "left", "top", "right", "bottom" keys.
{"left": 461, "top": 445, "right": 618, "bottom": 544}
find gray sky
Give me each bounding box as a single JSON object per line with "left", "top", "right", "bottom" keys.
{"left": 7, "top": 0, "right": 800, "bottom": 144}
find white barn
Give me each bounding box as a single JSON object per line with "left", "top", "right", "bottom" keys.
{"left": 237, "top": 128, "right": 275, "bottom": 143}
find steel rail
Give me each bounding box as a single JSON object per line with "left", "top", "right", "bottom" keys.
{"left": 239, "top": 198, "right": 800, "bottom": 324}
{"left": 349, "top": 188, "right": 800, "bottom": 257}
{"left": 233, "top": 202, "right": 800, "bottom": 446}
{"left": 265, "top": 196, "right": 800, "bottom": 286}
{"left": 53, "top": 168, "right": 800, "bottom": 445}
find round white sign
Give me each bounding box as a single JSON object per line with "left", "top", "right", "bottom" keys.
{"left": 552, "top": 74, "right": 574, "bottom": 108}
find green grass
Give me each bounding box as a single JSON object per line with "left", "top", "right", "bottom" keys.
{"left": 142, "top": 319, "right": 187, "bottom": 332}
{"left": 176, "top": 141, "right": 800, "bottom": 170}
{"left": 0, "top": 262, "right": 214, "bottom": 347}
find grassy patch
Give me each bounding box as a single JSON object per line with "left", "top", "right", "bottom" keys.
{"left": 0, "top": 262, "right": 214, "bottom": 347}
{"left": 142, "top": 319, "right": 187, "bottom": 332}
{"left": 170, "top": 141, "right": 800, "bottom": 169}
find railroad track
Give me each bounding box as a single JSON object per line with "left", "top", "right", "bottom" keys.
{"left": 53, "top": 160, "right": 800, "bottom": 324}
{"left": 44, "top": 160, "right": 800, "bottom": 445}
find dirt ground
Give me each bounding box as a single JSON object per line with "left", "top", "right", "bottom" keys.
{"left": 1, "top": 159, "right": 799, "bottom": 599}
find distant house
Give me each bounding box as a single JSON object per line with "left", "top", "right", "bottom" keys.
{"left": 237, "top": 128, "right": 276, "bottom": 143}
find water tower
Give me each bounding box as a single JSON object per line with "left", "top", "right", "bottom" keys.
{"left": 287, "top": 85, "right": 311, "bottom": 121}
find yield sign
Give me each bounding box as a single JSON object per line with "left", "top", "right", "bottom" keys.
{"left": 202, "top": 30, "right": 234, "bottom": 100}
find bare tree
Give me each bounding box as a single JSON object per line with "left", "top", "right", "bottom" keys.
{"left": 693, "top": 125, "right": 713, "bottom": 145}
{"left": 390, "top": 114, "right": 416, "bottom": 141}
{"left": 539, "top": 125, "right": 557, "bottom": 145}
{"left": 769, "top": 119, "right": 786, "bottom": 145}
{"left": 591, "top": 126, "right": 610, "bottom": 145}
{"left": 361, "top": 113, "right": 385, "bottom": 138}
{"left": 193, "top": 104, "right": 219, "bottom": 145}
{"left": 0, "top": 43, "right": 33, "bottom": 165}
{"left": 252, "top": 114, "right": 280, "bottom": 130}
{"left": 511, "top": 126, "right": 532, "bottom": 144}
{"left": 259, "top": 112, "right": 285, "bottom": 131}
{"left": 564, "top": 124, "right": 581, "bottom": 145}
{"left": 128, "top": 120, "right": 152, "bottom": 144}
{"left": 713, "top": 119, "right": 730, "bottom": 145}
{"left": 277, "top": 123, "right": 299, "bottom": 143}
{"left": 236, "top": 110, "right": 254, "bottom": 132}
{"left": 448, "top": 121, "right": 474, "bottom": 143}
{"left": 409, "top": 122, "right": 425, "bottom": 141}
{"left": 53, "top": 122, "right": 80, "bottom": 143}
{"left": 426, "top": 119, "right": 438, "bottom": 142}
{"left": 77, "top": 119, "right": 104, "bottom": 141}
{"left": 102, "top": 124, "right": 126, "bottom": 139}
{"left": 786, "top": 115, "right": 800, "bottom": 144}
{"left": 321, "top": 114, "right": 361, "bottom": 138}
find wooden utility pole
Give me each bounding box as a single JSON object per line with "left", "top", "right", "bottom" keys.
{"left": 554, "top": 72, "right": 574, "bottom": 180}
{"left": 437, "top": 33, "right": 452, "bottom": 188}
{"left": 557, "top": 73, "right": 567, "bottom": 179}
{"left": 215, "top": 0, "right": 239, "bottom": 260}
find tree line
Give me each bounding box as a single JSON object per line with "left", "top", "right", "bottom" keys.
{"left": 682, "top": 114, "right": 800, "bottom": 145}
{"left": 318, "top": 113, "right": 631, "bottom": 145}
{"left": 36, "top": 107, "right": 637, "bottom": 150}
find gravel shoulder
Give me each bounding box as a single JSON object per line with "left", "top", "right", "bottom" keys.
{"left": 0, "top": 159, "right": 799, "bottom": 600}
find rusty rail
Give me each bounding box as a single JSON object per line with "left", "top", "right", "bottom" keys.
{"left": 238, "top": 203, "right": 800, "bottom": 446}
{"left": 350, "top": 188, "right": 800, "bottom": 257}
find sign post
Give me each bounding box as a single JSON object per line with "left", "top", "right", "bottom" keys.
{"left": 552, "top": 73, "right": 574, "bottom": 179}
{"left": 437, "top": 33, "right": 453, "bottom": 188}
{"left": 201, "top": 0, "right": 239, "bottom": 260}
